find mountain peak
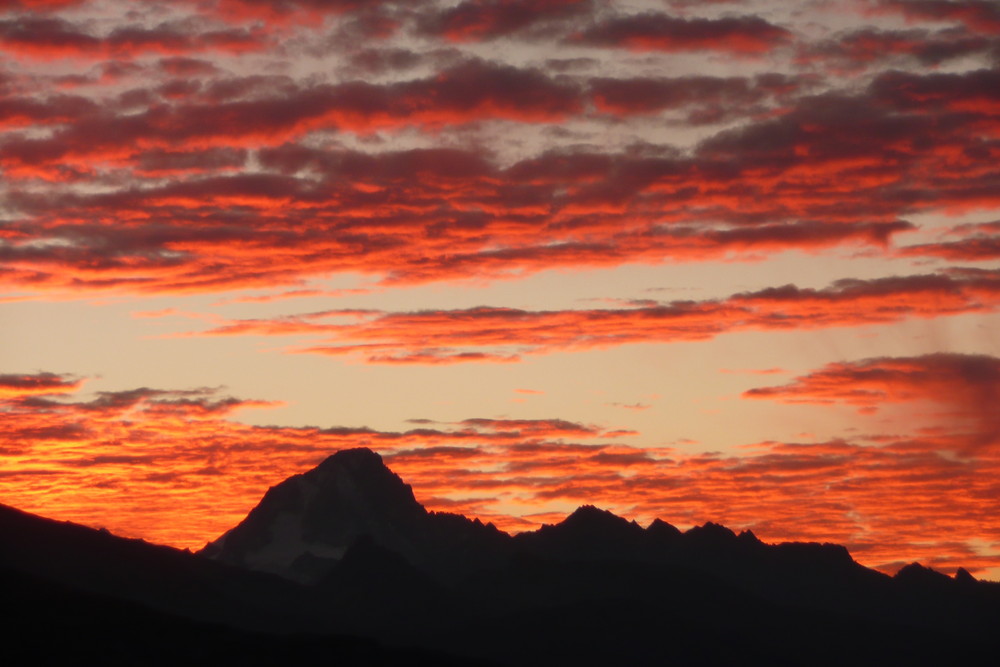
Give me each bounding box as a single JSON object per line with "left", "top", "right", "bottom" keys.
{"left": 685, "top": 521, "right": 737, "bottom": 542}
{"left": 564, "top": 504, "right": 625, "bottom": 524}
{"left": 301, "top": 447, "right": 419, "bottom": 510}
{"left": 315, "top": 447, "right": 386, "bottom": 472}
{"left": 200, "top": 447, "right": 426, "bottom": 581}
{"left": 513, "top": 504, "right": 646, "bottom": 559}
{"left": 894, "top": 562, "right": 956, "bottom": 589}
{"left": 646, "top": 518, "right": 682, "bottom": 540}
{"left": 201, "top": 447, "right": 508, "bottom": 583}
{"left": 955, "top": 567, "right": 976, "bottom": 584}
{"left": 558, "top": 505, "right": 643, "bottom": 535}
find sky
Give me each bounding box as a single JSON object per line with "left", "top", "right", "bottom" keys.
{"left": 1, "top": 0, "right": 999, "bottom": 578}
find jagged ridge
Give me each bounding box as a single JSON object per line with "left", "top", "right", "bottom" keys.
{"left": 5, "top": 447, "right": 1000, "bottom": 667}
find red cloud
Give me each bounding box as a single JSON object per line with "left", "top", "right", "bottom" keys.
{"left": 0, "top": 380, "right": 618, "bottom": 546}
{"left": 0, "top": 0, "right": 87, "bottom": 8}
{"left": 0, "top": 93, "right": 98, "bottom": 129}
{"left": 355, "top": 349, "right": 523, "bottom": 365}
{"left": 459, "top": 418, "right": 605, "bottom": 438}
{"left": 185, "top": 269, "right": 1000, "bottom": 363}
{"left": 0, "top": 122, "right": 921, "bottom": 293}
{"left": 132, "top": 147, "right": 249, "bottom": 177}
{"left": 0, "top": 17, "right": 99, "bottom": 59}
{"left": 802, "top": 27, "right": 992, "bottom": 71}
{"left": 0, "top": 371, "right": 83, "bottom": 397}
{"left": 744, "top": 353, "right": 1000, "bottom": 451}
{"left": 156, "top": 57, "right": 221, "bottom": 77}
{"left": 0, "top": 7, "right": 998, "bottom": 298}
{"left": 0, "top": 17, "right": 266, "bottom": 60}
{"left": 899, "top": 221, "right": 1000, "bottom": 261}
{"left": 197, "top": 0, "right": 394, "bottom": 24}
{"left": 873, "top": 68, "right": 1000, "bottom": 115}
{"left": 744, "top": 353, "right": 1000, "bottom": 409}
{"left": 1, "top": 61, "right": 580, "bottom": 174}
{"left": 572, "top": 13, "right": 792, "bottom": 54}
{"left": 421, "top": 0, "right": 592, "bottom": 42}
{"left": 3, "top": 43, "right": 1000, "bottom": 298}
{"left": 881, "top": 0, "right": 1000, "bottom": 35}
{"left": 590, "top": 74, "right": 804, "bottom": 122}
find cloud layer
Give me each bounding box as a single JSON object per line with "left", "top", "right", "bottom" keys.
{"left": 163, "top": 268, "right": 1000, "bottom": 364}
{"left": 0, "top": 0, "right": 997, "bottom": 296}
{"left": 1, "top": 365, "right": 996, "bottom": 575}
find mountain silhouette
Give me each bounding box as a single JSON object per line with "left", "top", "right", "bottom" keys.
{"left": 201, "top": 448, "right": 509, "bottom": 583}
{"left": 0, "top": 502, "right": 489, "bottom": 666}
{"left": 5, "top": 447, "right": 1000, "bottom": 666}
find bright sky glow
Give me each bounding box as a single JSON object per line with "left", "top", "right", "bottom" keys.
{"left": 1, "top": 0, "right": 999, "bottom": 579}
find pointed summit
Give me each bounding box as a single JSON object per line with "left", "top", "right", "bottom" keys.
{"left": 647, "top": 518, "right": 681, "bottom": 536}
{"left": 302, "top": 447, "right": 426, "bottom": 525}
{"left": 200, "top": 448, "right": 507, "bottom": 582}
{"left": 543, "top": 505, "right": 645, "bottom": 541}
{"left": 200, "top": 448, "right": 426, "bottom": 581}
{"left": 894, "top": 562, "right": 954, "bottom": 588}
{"left": 308, "top": 447, "right": 406, "bottom": 491}
{"left": 955, "top": 567, "right": 976, "bottom": 584}
{"left": 686, "top": 521, "right": 737, "bottom": 542}
{"left": 514, "top": 505, "right": 646, "bottom": 559}
{"left": 563, "top": 504, "right": 635, "bottom": 529}
{"left": 314, "top": 447, "right": 388, "bottom": 473}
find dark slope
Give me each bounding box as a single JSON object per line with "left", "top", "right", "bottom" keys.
{"left": 0, "top": 504, "right": 492, "bottom": 665}
{"left": 442, "top": 559, "right": 996, "bottom": 667}
{"left": 0, "top": 502, "right": 310, "bottom": 633}
{"left": 2, "top": 566, "right": 479, "bottom": 667}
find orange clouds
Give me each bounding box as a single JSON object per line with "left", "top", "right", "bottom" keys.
{"left": 0, "top": 373, "right": 624, "bottom": 547}
{"left": 803, "top": 27, "right": 993, "bottom": 71}
{"left": 590, "top": 74, "right": 802, "bottom": 121}
{"left": 744, "top": 353, "right": 1000, "bottom": 409}
{"left": 744, "top": 353, "right": 1000, "bottom": 452}
{"left": 0, "top": 16, "right": 266, "bottom": 60}
{"left": 422, "top": 0, "right": 592, "bottom": 42}
{"left": 1, "top": 369, "right": 997, "bottom": 576}
{"left": 900, "top": 222, "right": 1000, "bottom": 261}
{"left": 882, "top": 0, "right": 1000, "bottom": 35}
{"left": 573, "top": 13, "right": 792, "bottom": 54}
{"left": 0, "top": 143, "right": 924, "bottom": 294}
{"left": 177, "top": 269, "right": 1000, "bottom": 364}
{"left": 0, "top": 371, "right": 82, "bottom": 397}
{"left": 199, "top": 0, "right": 389, "bottom": 25}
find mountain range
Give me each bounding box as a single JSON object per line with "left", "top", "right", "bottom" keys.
{"left": 3, "top": 447, "right": 998, "bottom": 665}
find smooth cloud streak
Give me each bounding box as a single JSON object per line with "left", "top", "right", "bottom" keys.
{"left": 744, "top": 353, "right": 1000, "bottom": 452}
{"left": 172, "top": 269, "right": 1000, "bottom": 364}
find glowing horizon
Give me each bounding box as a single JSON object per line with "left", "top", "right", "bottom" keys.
{"left": 1, "top": 0, "right": 998, "bottom": 579}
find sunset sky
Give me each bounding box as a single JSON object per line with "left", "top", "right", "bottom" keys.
{"left": 1, "top": 0, "right": 998, "bottom": 578}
